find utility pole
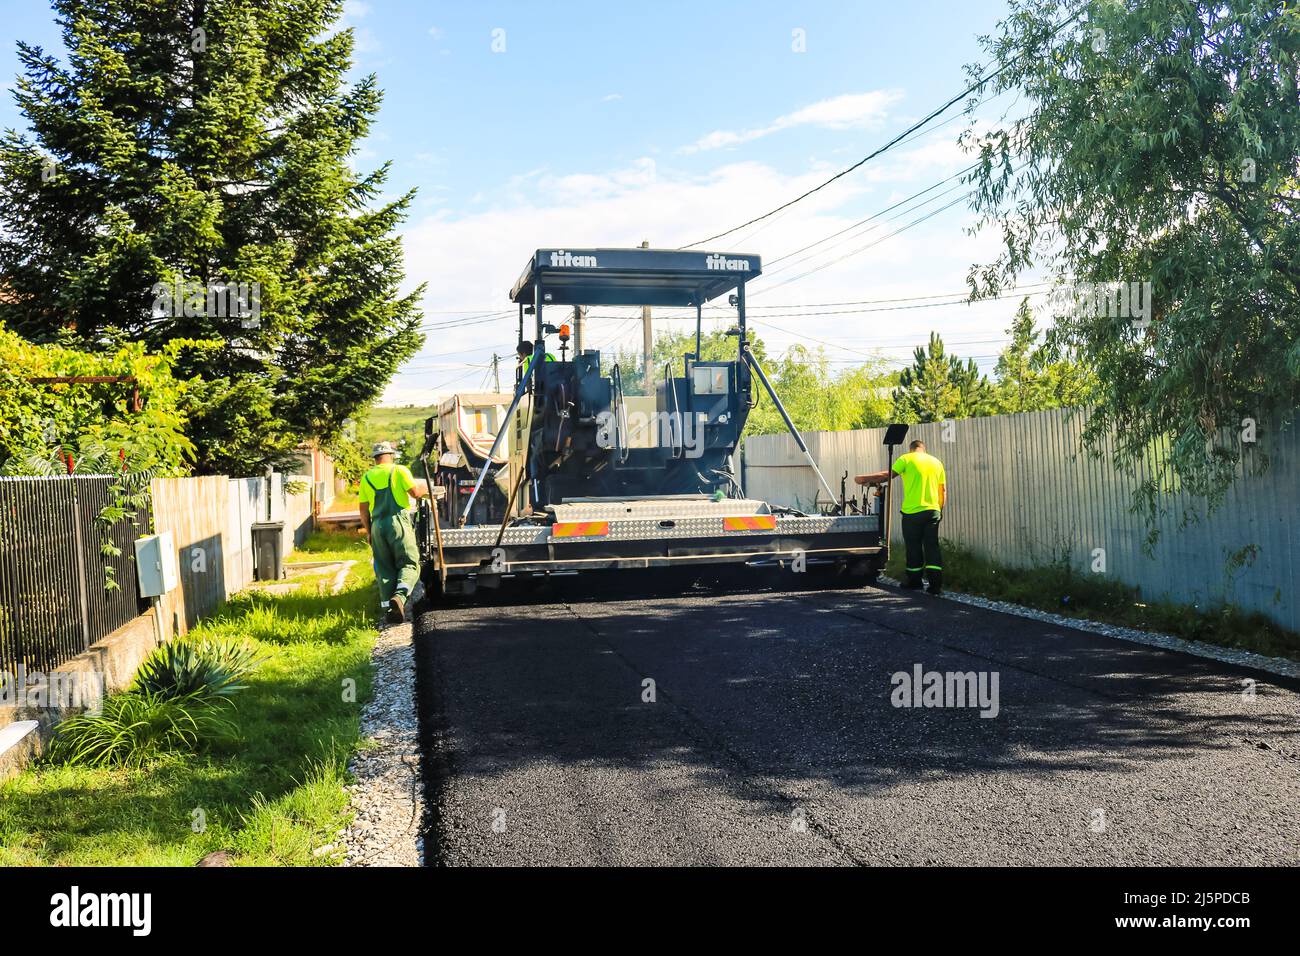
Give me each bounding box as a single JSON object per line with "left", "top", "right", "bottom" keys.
{"left": 491, "top": 353, "right": 500, "bottom": 392}
{"left": 573, "top": 305, "right": 586, "bottom": 355}
{"left": 640, "top": 239, "right": 653, "bottom": 389}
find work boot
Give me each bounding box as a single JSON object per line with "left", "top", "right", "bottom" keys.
{"left": 387, "top": 591, "right": 406, "bottom": 624}
{"left": 925, "top": 569, "right": 943, "bottom": 596}
{"left": 903, "top": 571, "right": 924, "bottom": 590}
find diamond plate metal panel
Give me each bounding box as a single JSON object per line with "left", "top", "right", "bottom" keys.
{"left": 437, "top": 511, "right": 878, "bottom": 549}
{"left": 550, "top": 496, "right": 771, "bottom": 522}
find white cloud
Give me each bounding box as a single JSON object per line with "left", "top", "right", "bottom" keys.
{"left": 383, "top": 141, "right": 1020, "bottom": 405}
{"left": 338, "top": 0, "right": 379, "bottom": 54}
{"left": 681, "top": 90, "right": 904, "bottom": 153}
{"left": 601, "top": 93, "right": 622, "bottom": 102}
{"left": 428, "top": 26, "right": 443, "bottom": 39}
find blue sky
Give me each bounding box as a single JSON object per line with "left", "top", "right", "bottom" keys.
{"left": 1, "top": 0, "right": 1045, "bottom": 403}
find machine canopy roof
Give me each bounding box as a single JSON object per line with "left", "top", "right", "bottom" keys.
{"left": 510, "top": 248, "right": 762, "bottom": 308}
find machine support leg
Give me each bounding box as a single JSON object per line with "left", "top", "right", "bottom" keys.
{"left": 420, "top": 454, "right": 448, "bottom": 590}
{"left": 741, "top": 346, "right": 840, "bottom": 506}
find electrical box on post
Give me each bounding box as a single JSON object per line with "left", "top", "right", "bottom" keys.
{"left": 134, "top": 531, "right": 179, "bottom": 598}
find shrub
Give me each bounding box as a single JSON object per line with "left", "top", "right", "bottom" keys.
{"left": 47, "top": 691, "right": 237, "bottom": 769}
{"left": 133, "top": 639, "right": 261, "bottom": 701}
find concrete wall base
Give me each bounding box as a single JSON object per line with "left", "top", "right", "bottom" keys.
{"left": 0, "top": 608, "right": 163, "bottom": 781}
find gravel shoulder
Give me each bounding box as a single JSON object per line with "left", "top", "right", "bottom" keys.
{"left": 343, "top": 588, "right": 425, "bottom": 867}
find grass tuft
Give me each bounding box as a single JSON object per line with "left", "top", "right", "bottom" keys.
{"left": 46, "top": 692, "right": 239, "bottom": 769}
{"left": 888, "top": 540, "right": 1300, "bottom": 661}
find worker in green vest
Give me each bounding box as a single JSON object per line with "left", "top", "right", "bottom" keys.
{"left": 516, "top": 339, "right": 555, "bottom": 379}
{"left": 358, "top": 441, "right": 428, "bottom": 623}
{"left": 857, "top": 439, "right": 947, "bottom": 595}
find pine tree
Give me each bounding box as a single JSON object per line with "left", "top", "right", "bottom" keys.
{"left": 992, "top": 298, "right": 1046, "bottom": 413}
{"left": 992, "top": 298, "right": 1098, "bottom": 414}
{"left": 892, "top": 332, "right": 992, "bottom": 423}
{"left": 0, "top": 0, "right": 424, "bottom": 473}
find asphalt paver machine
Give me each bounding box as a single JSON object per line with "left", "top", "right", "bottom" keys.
{"left": 415, "top": 247, "right": 888, "bottom": 599}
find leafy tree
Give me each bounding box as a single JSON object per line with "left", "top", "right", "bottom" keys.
{"left": 745, "top": 345, "right": 894, "bottom": 435}
{"left": 962, "top": 0, "right": 1300, "bottom": 515}
{"left": 892, "top": 332, "right": 994, "bottom": 422}
{"left": 0, "top": 323, "right": 193, "bottom": 476}
{"left": 992, "top": 299, "right": 1049, "bottom": 413}
{"left": 991, "top": 297, "right": 1098, "bottom": 413}
{"left": 0, "top": 0, "right": 424, "bottom": 475}
{"left": 325, "top": 432, "right": 368, "bottom": 485}
{"left": 1, "top": 324, "right": 195, "bottom": 588}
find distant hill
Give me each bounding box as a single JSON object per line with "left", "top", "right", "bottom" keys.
{"left": 356, "top": 404, "right": 438, "bottom": 463}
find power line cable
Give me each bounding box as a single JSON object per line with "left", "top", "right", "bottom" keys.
{"left": 679, "top": 3, "right": 1087, "bottom": 249}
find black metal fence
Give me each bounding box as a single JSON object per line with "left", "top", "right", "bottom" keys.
{"left": 0, "top": 475, "right": 149, "bottom": 676}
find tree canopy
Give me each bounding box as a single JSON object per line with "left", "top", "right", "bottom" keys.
{"left": 0, "top": 0, "right": 424, "bottom": 475}
{"left": 963, "top": 0, "right": 1300, "bottom": 511}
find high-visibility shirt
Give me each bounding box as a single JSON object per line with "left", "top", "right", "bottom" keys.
{"left": 522, "top": 352, "right": 555, "bottom": 377}
{"left": 359, "top": 462, "right": 417, "bottom": 513}
{"left": 892, "top": 451, "right": 946, "bottom": 514}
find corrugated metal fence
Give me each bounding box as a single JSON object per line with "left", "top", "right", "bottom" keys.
{"left": 744, "top": 407, "right": 1298, "bottom": 632}
{"left": 0, "top": 476, "right": 147, "bottom": 674}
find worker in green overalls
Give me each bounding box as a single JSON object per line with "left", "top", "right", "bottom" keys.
{"left": 358, "top": 441, "right": 428, "bottom": 623}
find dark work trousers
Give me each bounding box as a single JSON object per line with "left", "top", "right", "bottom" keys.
{"left": 900, "top": 509, "right": 943, "bottom": 592}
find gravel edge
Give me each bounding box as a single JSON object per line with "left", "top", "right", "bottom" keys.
{"left": 879, "top": 575, "right": 1300, "bottom": 679}
{"left": 342, "top": 587, "right": 425, "bottom": 867}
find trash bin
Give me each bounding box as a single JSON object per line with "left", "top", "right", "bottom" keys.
{"left": 251, "top": 520, "right": 285, "bottom": 581}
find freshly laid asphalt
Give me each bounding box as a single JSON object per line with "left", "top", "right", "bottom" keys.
{"left": 413, "top": 575, "right": 1300, "bottom": 866}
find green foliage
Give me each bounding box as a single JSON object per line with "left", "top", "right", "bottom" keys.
{"left": 963, "top": 0, "right": 1300, "bottom": 515}
{"left": 892, "top": 332, "right": 995, "bottom": 422}
{"left": 353, "top": 403, "right": 438, "bottom": 468}
{"left": 991, "top": 298, "right": 1099, "bottom": 414}
{"left": 47, "top": 691, "right": 238, "bottom": 769}
{"left": 133, "top": 639, "right": 262, "bottom": 701}
{"left": 325, "top": 431, "right": 370, "bottom": 484}
{"left": 0, "top": 532, "right": 376, "bottom": 864}
{"left": 0, "top": 0, "right": 425, "bottom": 475}
{"left": 746, "top": 344, "right": 895, "bottom": 435}
{"left": 0, "top": 325, "right": 195, "bottom": 476}
{"left": 886, "top": 539, "right": 1300, "bottom": 661}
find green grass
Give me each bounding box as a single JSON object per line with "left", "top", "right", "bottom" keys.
{"left": 357, "top": 404, "right": 439, "bottom": 464}
{"left": 0, "top": 530, "right": 378, "bottom": 866}
{"left": 887, "top": 540, "right": 1300, "bottom": 661}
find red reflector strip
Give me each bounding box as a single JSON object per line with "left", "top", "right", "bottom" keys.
{"left": 552, "top": 521, "right": 610, "bottom": 539}
{"left": 723, "top": 515, "right": 777, "bottom": 531}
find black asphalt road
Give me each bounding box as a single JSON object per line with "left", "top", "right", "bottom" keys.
{"left": 414, "top": 577, "right": 1300, "bottom": 866}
